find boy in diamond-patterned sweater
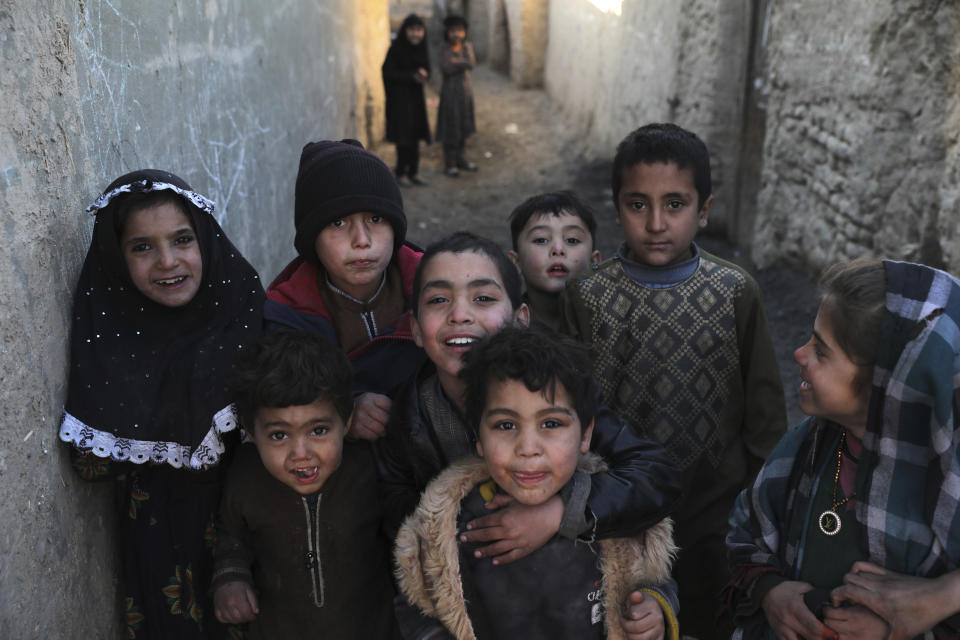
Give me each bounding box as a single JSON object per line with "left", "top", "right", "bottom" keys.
{"left": 562, "top": 123, "right": 786, "bottom": 640}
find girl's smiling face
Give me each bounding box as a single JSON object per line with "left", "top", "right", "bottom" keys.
{"left": 412, "top": 250, "right": 529, "bottom": 405}
{"left": 794, "top": 298, "right": 871, "bottom": 436}
{"left": 121, "top": 201, "right": 203, "bottom": 308}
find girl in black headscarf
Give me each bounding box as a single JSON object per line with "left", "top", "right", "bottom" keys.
{"left": 383, "top": 13, "right": 432, "bottom": 186}
{"left": 59, "top": 169, "right": 264, "bottom": 639}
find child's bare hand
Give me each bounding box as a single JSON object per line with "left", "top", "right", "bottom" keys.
{"left": 831, "top": 562, "right": 959, "bottom": 640}
{"left": 214, "top": 580, "right": 259, "bottom": 624}
{"left": 459, "top": 493, "right": 563, "bottom": 564}
{"left": 618, "top": 591, "right": 665, "bottom": 640}
{"left": 822, "top": 603, "right": 888, "bottom": 640}
{"left": 347, "top": 392, "right": 391, "bottom": 440}
{"left": 762, "top": 580, "right": 837, "bottom": 640}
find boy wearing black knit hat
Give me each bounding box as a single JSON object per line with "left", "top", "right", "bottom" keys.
{"left": 264, "top": 139, "right": 426, "bottom": 440}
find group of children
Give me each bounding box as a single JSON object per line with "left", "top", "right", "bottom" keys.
{"left": 383, "top": 13, "right": 479, "bottom": 184}
{"left": 58, "top": 120, "right": 960, "bottom": 640}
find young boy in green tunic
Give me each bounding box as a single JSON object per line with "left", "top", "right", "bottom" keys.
{"left": 562, "top": 122, "right": 787, "bottom": 639}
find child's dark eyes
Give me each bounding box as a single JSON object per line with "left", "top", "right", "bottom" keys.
{"left": 565, "top": 237, "right": 582, "bottom": 245}
{"left": 175, "top": 234, "right": 195, "bottom": 246}
{"left": 130, "top": 243, "right": 151, "bottom": 253}
{"left": 473, "top": 294, "right": 497, "bottom": 303}
{"left": 369, "top": 215, "right": 383, "bottom": 223}
{"left": 425, "top": 294, "right": 449, "bottom": 305}
{"left": 667, "top": 200, "right": 686, "bottom": 210}
{"left": 531, "top": 237, "right": 548, "bottom": 245}
{"left": 628, "top": 201, "right": 647, "bottom": 211}
{"left": 267, "top": 431, "right": 288, "bottom": 442}
{"left": 312, "top": 426, "right": 329, "bottom": 437}
{"left": 541, "top": 419, "right": 563, "bottom": 429}
{"left": 493, "top": 421, "right": 516, "bottom": 431}
{"left": 329, "top": 219, "right": 345, "bottom": 228}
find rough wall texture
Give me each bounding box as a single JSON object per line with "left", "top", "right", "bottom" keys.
{"left": 750, "top": 0, "right": 960, "bottom": 272}
{"left": 543, "top": 0, "right": 752, "bottom": 232}
{"left": 0, "top": 0, "right": 387, "bottom": 636}
{"left": 502, "top": 0, "right": 548, "bottom": 87}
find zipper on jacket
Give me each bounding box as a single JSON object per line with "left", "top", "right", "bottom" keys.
{"left": 301, "top": 494, "right": 325, "bottom": 608}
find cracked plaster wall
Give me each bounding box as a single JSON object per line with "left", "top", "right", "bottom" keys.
{"left": 0, "top": 0, "right": 387, "bottom": 636}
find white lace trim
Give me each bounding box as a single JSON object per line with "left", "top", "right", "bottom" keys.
{"left": 87, "top": 180, "right": 216, "bottom": 216}
{"left": 58, "top": 405, "right": 239, "bottom": 470}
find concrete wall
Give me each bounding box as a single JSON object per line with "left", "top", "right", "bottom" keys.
{"left": 0, "top": 0, "right": 387, "bottom": 636}
{"left": 542, "top": 0, "right": 753, "bottom": 233}
{"left": 750, "top": 0, "right": 960, "bottom": 272}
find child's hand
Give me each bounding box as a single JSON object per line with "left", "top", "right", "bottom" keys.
{"left": 831, "top": 562, "right": 960, "bottom": 640}
{"left": 348, "top": 392, "right": 392, "bottom": 440}
{"left": 214, "top": 580, "right": 259, "bottom": 624}
{"left": 618, "top": 591, "right": 665, "bottom": 640}
{"left": 762, "top": 580, "right": 837, "bottom": 640}
{"left": 459, "top": 493, "right": 563, "bottom": 564}
{"left": 822, "top": 604, "right": 888, "bottom": 640}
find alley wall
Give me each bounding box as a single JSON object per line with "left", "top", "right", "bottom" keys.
{"left": 540, "top": 0, "right": 960, "bottom": 273}
{"left": 0, "top": 0, "right": 388, "bottom": 636}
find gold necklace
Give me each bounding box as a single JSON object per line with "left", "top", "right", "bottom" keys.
{"left": 818, "top": 432, "right": 856, "bottom": 536}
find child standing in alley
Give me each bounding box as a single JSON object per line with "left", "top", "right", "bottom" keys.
{"left": 212, "top": 331, "right": 397, "bottom": 638}
{"left": 264, "top": 139, "right": 426, "bottom": 440}
{"left": 508, "top": 191, "right": 601, "bottom": 332}
{"left": 383, "top": 13, "right": 431, "bottom": 187}
{"left": 562, "top": 123, "right": 787, "bottom": 639}
{"left": 436, "top": 14, "right": 477, "bottom": 177}
{"left": 58, "top": 169, "right": 265, "bottom": 638}
{"left": 395, "top": 327, "right": 678, "bottom": 640}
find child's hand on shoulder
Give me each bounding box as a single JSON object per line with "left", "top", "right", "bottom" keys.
{"left": 348, "top": 392, "right": 392, "bottom": 440}
{"left": 619, "top": 591, "right": 664, "bottom": 640}
{"left": 459, "top": 493, "right": 563, "bottom": 564}
{"left": 214, "top": 580, "right": 259, "bottom": 624}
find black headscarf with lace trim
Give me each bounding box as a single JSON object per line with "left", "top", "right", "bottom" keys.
{"left": 59, "top": 169, "right": 264, "bottom": 470}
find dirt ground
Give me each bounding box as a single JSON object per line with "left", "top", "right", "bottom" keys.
{"left": 371, "top": 65, "right": 819, "bottom": 427}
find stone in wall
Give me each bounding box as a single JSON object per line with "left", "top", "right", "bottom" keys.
{"left": 750, "top": 0, "right": 960, "bottom": 272}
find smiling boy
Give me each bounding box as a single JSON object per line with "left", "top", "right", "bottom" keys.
{"left": 394, "top": 327, "right": 678, "bottom": 640}
{"left": 508, "top": 191, "right": 601, "bottom": 332}
{"left": 212, "top": 331, "right": 397, "bottom": 639}
{"left": 562, "top": 123, "right": 787, "bottom": 639}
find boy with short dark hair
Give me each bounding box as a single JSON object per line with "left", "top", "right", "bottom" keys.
{"left": 507, "top": 190, "right": 601, "bottom": 332}
{"left": 394, "top": 327, "right": 678, "bottom": 640}
{"left": 264, "top": 139, "right": 426, "bottom": 440}
{"left": 563, "top": 123, "right": 787, "bottom": 639}
{"left": 212, "top": 331, "right": 397, "bottom": 639}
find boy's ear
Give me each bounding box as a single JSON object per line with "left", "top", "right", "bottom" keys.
{"left": 580, "top": 419, "right": 595, "bottom": 454}
{"left": 698, "top": 195, "right": 714, "bottom": 229}
{"left": 514, "top": 303, "right": 531, "bottom": 328}
{"left": 589, "top": 249, "right": 601, "bottom": 265}
{"left": 475, "top": 439, "right": 484, "bottom": 457}
{"left": 507, "top": 249, "right": 519, "bottom": 267}
{"left": 410, "top": 312, "right": 425, "bottom": 348}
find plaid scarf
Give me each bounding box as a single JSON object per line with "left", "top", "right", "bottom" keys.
{"left": 727, "top": 260, "right": 960, "bottom": 595}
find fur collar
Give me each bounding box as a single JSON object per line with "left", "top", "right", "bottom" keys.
{"left": 394, "top": 453, "right": 676, "bottom": 640}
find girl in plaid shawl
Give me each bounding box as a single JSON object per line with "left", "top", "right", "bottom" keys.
{"left": 725, "top": 259, "right": 960, "bottom": 640}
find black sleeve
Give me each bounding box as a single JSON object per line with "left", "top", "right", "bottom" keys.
{"left": 584, "top": 403, "right": 683, "bottom": 539}
{"left": 382, "top": 47, "right": 417, "bottom": 85}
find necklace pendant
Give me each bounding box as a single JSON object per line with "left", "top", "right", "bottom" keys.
{"left": 819, "top": 509, "right": 842, "bottom": 535}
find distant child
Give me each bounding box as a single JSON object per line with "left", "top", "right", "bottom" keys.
{"left": 395, "top": 327, "right": 678, "bottom": 640}
{"left": 726, "top": 259, "right": 960, "bottom": 639}
{"left": 382, "top": 13, "right": 431, "bottom": 186}
{"left": 436, "top": 14, "right": 477, "bottom": 176}
{"left": 508, "top": 190, "right": 601, "bottom": 332}
{"left": 212, "top": 330, "right": 397, "bottom": 639}
{"left": 58, "top": 169, "right": 265, "bottom": 638}
{"left": 375, "top": 231, "right": 682, "bottom": 640}
{"left": 562, "top": 123, "right": 787, "bottom": 638}
{"left": 264, "top": 139, "right": 426, "bottom": 440}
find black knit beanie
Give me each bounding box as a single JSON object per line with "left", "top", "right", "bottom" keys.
{"left": 294, "top": 139, "right": 406, "bottom": 264}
